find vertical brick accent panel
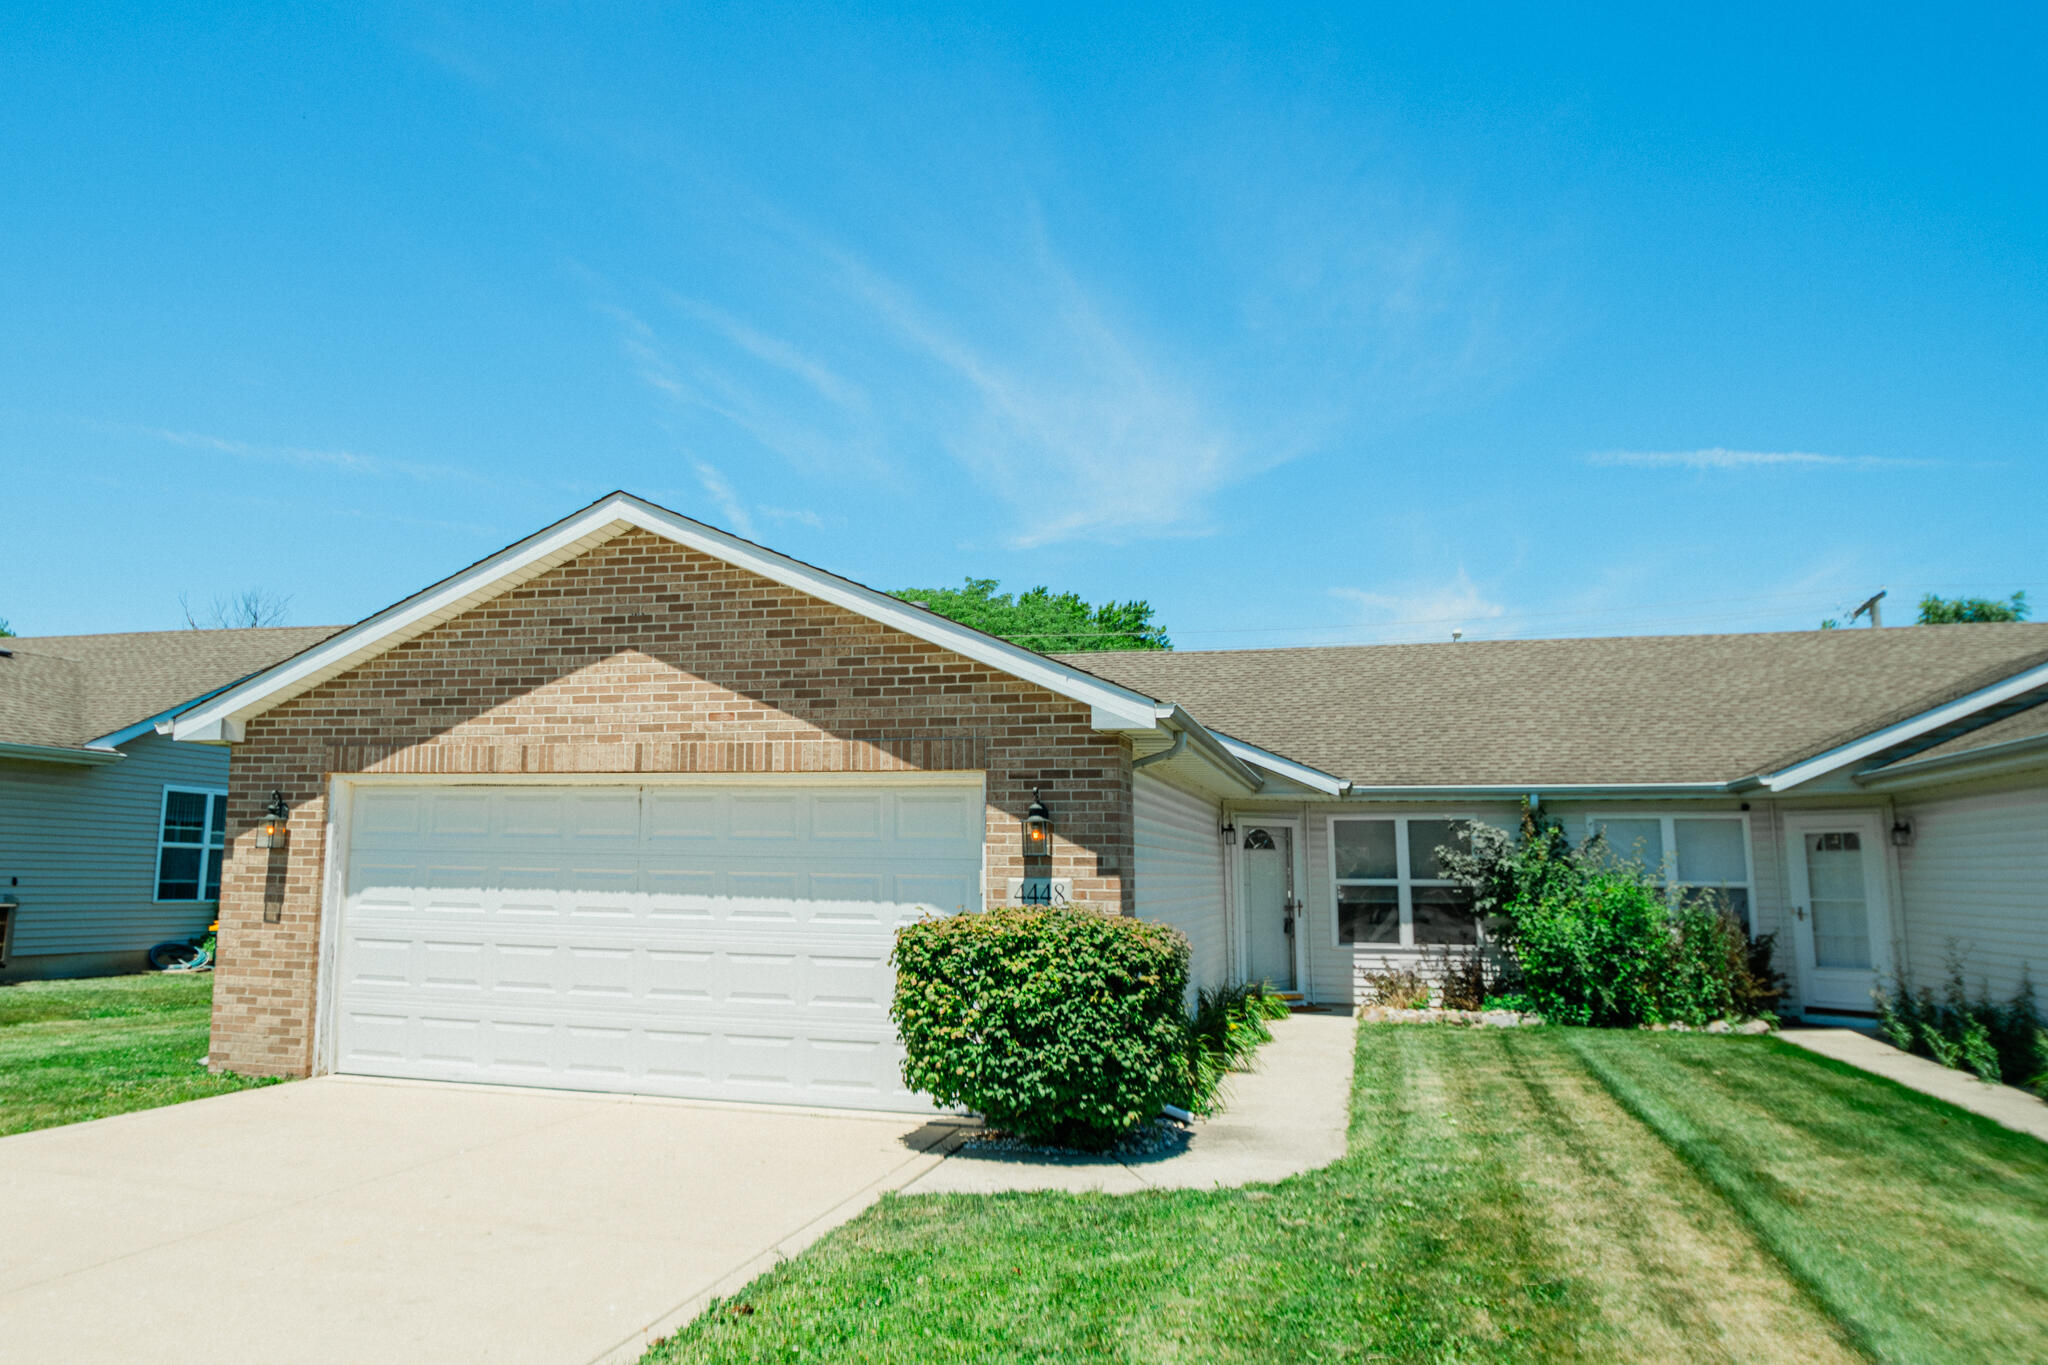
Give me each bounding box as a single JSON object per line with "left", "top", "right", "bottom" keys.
{"left": 211, "top": 529, "right": 1135, "bottom": 1076}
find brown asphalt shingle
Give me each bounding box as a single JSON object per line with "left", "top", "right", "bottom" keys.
{"left": 1057, "top": 623, "right": 2048, "bottom": 786}
{"left": 0, "top": 626, "right": 341, "bottom": 752}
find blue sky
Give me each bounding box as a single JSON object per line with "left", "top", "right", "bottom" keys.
{"left": 4, "top": 3, "right": 2042, "bottom": 646}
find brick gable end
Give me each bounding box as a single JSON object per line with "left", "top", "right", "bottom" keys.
{"left": 211, "top": 528, "right": 1134, "bottom": 1075}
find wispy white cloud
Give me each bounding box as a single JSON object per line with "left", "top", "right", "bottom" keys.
{"left": 689, "top": 458, "right": 755, "bottom": 536}
{"left": 665, "top": 294, "right": 870, "bottom": 416}
{"left": 1330, "top": 569, "right": 1508, "bottom": 642}
{"left": 760, "top": 505, "right": 832, "bottom": 529}
{"left": 106, "top": 423, "right": 491, "bottom": 485}
{"left": 1588, "top": 447, "right": 1935, "bottom": 471}
{"left": 822, "top": 239, "right": 1237, "bottom": 548}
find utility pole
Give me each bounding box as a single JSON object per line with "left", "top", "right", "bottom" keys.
{"left": 1851, "top": 589, "right": 1887, "bottom": 628}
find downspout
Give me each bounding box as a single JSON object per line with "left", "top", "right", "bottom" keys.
{"left": 1129, "top": 730, "right": 1187, "bottom": 771}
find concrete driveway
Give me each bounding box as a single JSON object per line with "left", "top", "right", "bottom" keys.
{"left": 0, "top": 1077, "right": 960, "bottom": 1364}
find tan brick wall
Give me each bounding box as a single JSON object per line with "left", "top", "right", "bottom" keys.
{"left": 210, "top": 529, "right": 1134, "bottom": 1076}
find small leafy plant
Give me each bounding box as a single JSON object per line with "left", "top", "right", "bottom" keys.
{"left": 1180, "top": 982, "right": 1289, "bottom": 1115}
{"left": 1875, "top": 949, "right": 2047, "bottom": 1094}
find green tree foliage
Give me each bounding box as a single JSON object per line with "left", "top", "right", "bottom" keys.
{"left": 891, "top": 577, "right": 1170, "bottom": 652}
{"left": 1917, "top": 590, "right": 2030, "bottom": 624}
{"left": 0, "top": 618, "right": 12, "bottom": 638}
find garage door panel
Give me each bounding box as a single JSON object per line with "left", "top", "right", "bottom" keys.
{"left": 730, "top": 795, "right": 801, "bottom": 839}
{"left": 335, "top": 780, "right": 979, "bottom": 1111}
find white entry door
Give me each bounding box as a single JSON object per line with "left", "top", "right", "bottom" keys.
{"left": 1785, "top": 812, "right": 1895, "bottom": 1014}
{"left": 1239, "top": 824, "right": 1298, "bottom": 992}
{"left": 329, "top": 778, "right": 984, "bottom": 1111}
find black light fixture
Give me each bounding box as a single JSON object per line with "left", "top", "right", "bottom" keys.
{"left": 1890, "top": 818, "right": 1914, "bottom": 849}
{"left": 1023, "top": 788, "right": 1052, "bottom": 857}
{"left": 257, "top": 790, "right": 291, "bottom": 850}
{"left": 1219, "top": 819, "right": 1237, "bottom": 846}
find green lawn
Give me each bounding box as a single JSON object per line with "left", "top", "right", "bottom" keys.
{"left": 649, "top": 1025, "right": 2048, "bottom": 1364}
{"left": 0, "top": 972, "right": 280, "bottom": 1137}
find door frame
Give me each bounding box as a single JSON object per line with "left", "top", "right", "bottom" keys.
{"left": 1782, "top": 808, "right": 1896, "bottom": 1015}
{"left": 310, "top": 769, "right": 990, "bottom": 1078}
{"left": 1231, "top": 814, "right": 1307, "bottom": 997}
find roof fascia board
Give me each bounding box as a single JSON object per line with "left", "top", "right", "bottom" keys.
{"left": 1211, "top": 733, "right": 1350, "bottom": 795}
{"left": 89, "top": 691, "right": 233, "bottom": 750}
{"left": 1853, "top": 730, "right": 2048, "bottom": 790}
{"left": 173, "top": 509, "right": 631, "bottom": 741}
{"left": 1764, "top": 658, "right": 2048, "bottom": 792}
{"left": 1154, "top": 705, "right": 1265, "bottom": 792}
{"left": 174, "top": 494, "right": 1162, "bottom": 742}
{"left": 0, "top": 741, "right": 123, "bottom": 766}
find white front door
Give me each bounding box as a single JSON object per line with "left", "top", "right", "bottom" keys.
{"left": 1240, "top": 824, "right": 1297, "bottom": 991}
{"left": 1785, "top": 812, "right": 1894, "bottom": 1014}
{"left": 329, "top": 778, "right": 984, "bottom": 1111}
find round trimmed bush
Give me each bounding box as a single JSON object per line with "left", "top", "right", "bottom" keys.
{"left": 891, "top": 906, "right": 1189, "bottom": 1148}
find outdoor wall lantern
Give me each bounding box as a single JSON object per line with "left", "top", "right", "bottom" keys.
{"left": 257, "top": 791, "right": 291, "bottom": 850}
{"left": 1219, "top": 819, "right": 1237, "bottom": 846}
{"left": 1023, "top": 788, "right": 1052, "bottom": 857}
{"left": 1890, "top": 818, "right": 1914, "bottom": 849}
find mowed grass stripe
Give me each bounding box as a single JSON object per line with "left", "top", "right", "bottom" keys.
{"left": 1563, "top": 1029, "right": 2048, "bottom": 1364}
{"left": 1482, "top": 1030, "right": 1862, "bottom": 1363}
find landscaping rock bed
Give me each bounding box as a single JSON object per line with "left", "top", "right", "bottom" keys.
{"left": 1358, "top": 1006, "right": 1546, "bottom": 1027}
{"left": 1359, "top": 1007, "right": 1777, "bottom": 1034}
{"left": 959, "top": 1117, "right": 1191, "bottom": 1161}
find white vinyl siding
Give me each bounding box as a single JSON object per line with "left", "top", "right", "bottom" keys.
{"left": 0, "top": 732, "right": 229, "bottom": 959}
{"left": 1894, "top": 773, "right": 2048, "bottom": 1001}
{"left": 1133, "top": 773, "right": 1227, "bottom": 992}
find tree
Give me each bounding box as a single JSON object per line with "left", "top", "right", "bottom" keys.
{"left": 891, "top": 577, "right": 1170, "bottom": 652}
{"left": 0, "top": 618, "right": 12, "bottom": 638}
{"left": 181, "top": 588, "right": 294, "bottom": 629}
{"left": 1917, "top": 591, "right": 2030, "bottom": 624}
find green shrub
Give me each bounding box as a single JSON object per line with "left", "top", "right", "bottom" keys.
{"left": 1512, "top": 868, "right": 1675, "bottom": 1027}
{"left": 891, "top": 907, "right": 1190, "bottom": 1148}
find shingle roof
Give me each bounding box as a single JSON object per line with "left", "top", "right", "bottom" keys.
{"left": 0, "top": 627, "right": 341, "bottom": 753}
{"left": 1056, "top": 624, "right": 2048, "bottom": 787}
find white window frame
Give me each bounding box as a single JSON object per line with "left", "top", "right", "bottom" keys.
{"left": 1580, "top": 811, "right": 1757, "bottom": 924}
{"left": 155, "top": 785, "right": 228, "bottom": 904}
{"left": 1325, "top": 811, "right": 1489, "bottom": 951}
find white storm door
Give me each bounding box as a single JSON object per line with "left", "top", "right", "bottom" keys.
{"left": 331, "top": 778, "right": 984, "bottom": 1111}
{"left": 1785, "top": 811, "right": 1894, "bottom": 1013}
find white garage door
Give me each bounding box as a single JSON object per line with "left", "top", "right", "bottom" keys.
{"left": 331, "top": 779, "right": 984, "bottom": 1111}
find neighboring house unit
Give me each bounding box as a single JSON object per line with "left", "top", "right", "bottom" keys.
{"left": 0, "top": 626, "right": 338, "bottom": 979}
{"left": 169, "top": 492, "right": 2048, "bottom": 1111}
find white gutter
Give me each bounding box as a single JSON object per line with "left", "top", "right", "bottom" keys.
{"left": 0, "top": 741, "right": 123, "bottom": 766}
{"left": 1144, "top": 705, "right": 1266, "bottom": 792}
{"left": 1854, "top": 729, "right": 2048, "bottom": 790}
{"left": 1335, "top": 780, "right": 1757, "bottom": 801}
{"left": 1763, "top": 659, "right": 2048, "bottom": 791}
{"left": 1211, "top": 734, "right": 1351, "bottom": 796}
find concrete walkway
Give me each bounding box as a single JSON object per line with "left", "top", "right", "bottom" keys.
{"left": 0, "top": 1076, "right": 959, "bottom": 1365}
{"left": 904, "top": 1009, "right": 1357, "bottom": 1195}
{"left": 1781, "top": 1026, "right": 2048, "bottom": 1143}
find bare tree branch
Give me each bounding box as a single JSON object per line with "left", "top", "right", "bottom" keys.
{"left": 179, "top": 588, "right": 294, "bottom": 629}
